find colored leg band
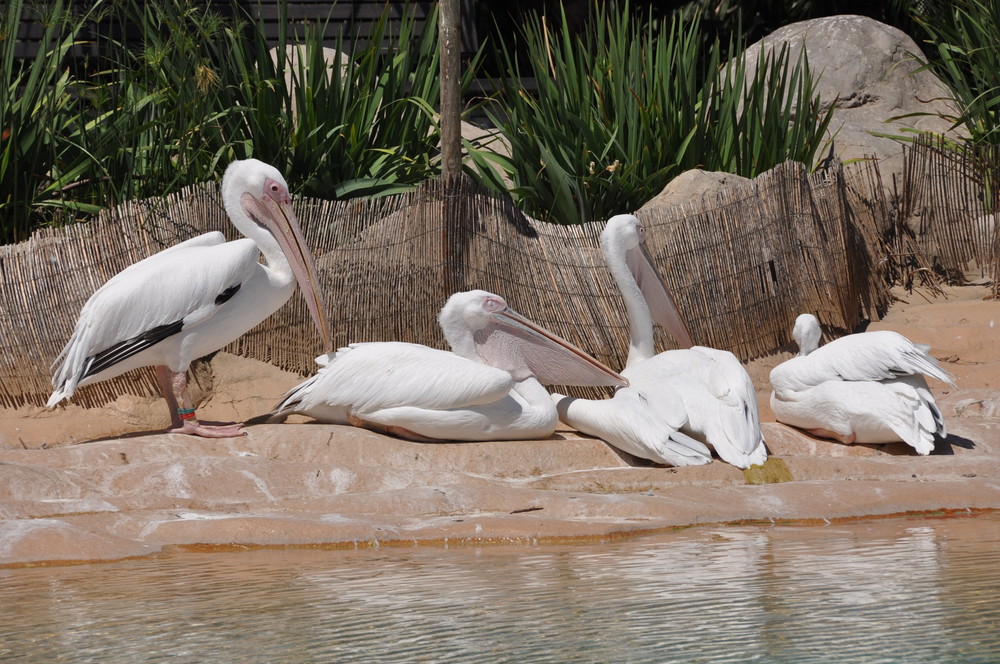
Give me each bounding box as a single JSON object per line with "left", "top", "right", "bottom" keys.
{"left": 178, "top": 408, "right": 196, "bottom": 421}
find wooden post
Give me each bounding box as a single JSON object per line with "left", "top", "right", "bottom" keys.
{"left": 439, "top": 0, "right": 462, "bottom": 180}
{"left": 438, "top": 0, "right": 468, "bottom": 296}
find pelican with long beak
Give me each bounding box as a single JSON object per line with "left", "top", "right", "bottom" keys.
{"left": 553, "top": 214, "right": 765, "bottom": 468}
{"left": 270, "top": 290, "right": 627, "bottom": 442}
{"left": 48, "top": 158, "right": 331, "bottom": 437}
{"left": 770, "top": 313, "right": 955, "bottom": 454}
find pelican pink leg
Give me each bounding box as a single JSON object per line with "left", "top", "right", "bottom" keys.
{"left": 154, "top": 366, "right": 245, "bottom": 438}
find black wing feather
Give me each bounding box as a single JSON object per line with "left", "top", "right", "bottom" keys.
{"left": 82, "top": 319, "right": 184, "bottom": 379}
{"left": 215, "top": 283, "right": 241, "bottom": 305}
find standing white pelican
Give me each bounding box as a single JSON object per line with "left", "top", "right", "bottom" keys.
{"left": 270, "top": 290, "right": 628, "bottom": 442}
{"left": 48, "top": 158, "right": 331, "bottom": 438}
{"left": 769, "top": 313, "right": 955, "bottom": 454}
{"left": 554, "top": 214, "right": 766, "bottom": 468}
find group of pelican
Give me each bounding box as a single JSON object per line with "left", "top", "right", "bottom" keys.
{"left": 47, "top": 159, "right": 955, "bottom": 466}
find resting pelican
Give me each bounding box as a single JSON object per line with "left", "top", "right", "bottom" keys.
{"left": 770, "top": 313, "right": 955, "bottom": 454}
{"left": 270, "top": 289, "right": 628, "bottom": 441}
{"left": 554, "top": 382, "right": 713, "bottom": 467}
{"left": 48, "top": 158, "right": 331, "bottom": 438}
{"left": 554, "top": 214, "right": 766, "bottom": 468}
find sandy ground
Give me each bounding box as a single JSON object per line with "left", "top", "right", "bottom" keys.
{"left": 2, "top": 283, "right": 999, "bottom": 567}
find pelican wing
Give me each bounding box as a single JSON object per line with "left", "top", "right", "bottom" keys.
{"left": 554, "top": 389, "right": 711, "bottom": 466}
{"left": 882, "top": 375, "right": 945, "bottom": 453}
{"left": 49, "top": 235, "right": 259, "bottom": 403}
{"left": 774, "top": 330, "right": 955, "bottom": 395}
{"left": 690, "top": 347, "right": 767, "bottom": 463}
{"left": 638, "top": 348, "right": 766, "bottom": 468}
{"left": 273, "top": 342, "right": 515, "bottom": 419}
{"left": 140, "top": 231, "right": 228, "bottom": 262}
{"left": 781, "top": 379, "right": 940, "bottom": 455}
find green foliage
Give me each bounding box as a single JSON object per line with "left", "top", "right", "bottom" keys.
{"left": 466, "top": 2, "right": 834, "bottom": 225}
{"left": 911, "top": 0, "right": 1000, "bottom": 146}
{"left": 95, "top": 0, "right": 451, "bottom": 202}
{"left": 13, "top": 0, "right": 964, "bottom": 240}
{"left": 0, "top": 0, "right": 103, "bottom": 242}
{"left": 212, "top": 2, "right": 454, "bottom": 199}
{"left": 1, "top": 0, "right": 457, "bottom": 243}
{"left": 714, "top": 40, "right": 835, "bottom": 177}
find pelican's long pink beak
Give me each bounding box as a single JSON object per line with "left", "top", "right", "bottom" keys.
{"left": 478, "top": 306, "right": 629, "bottom": 388}
{"left": 247, "top": 192, "right": 332, "bottom": 351}
{"left": 626, "top": 243, "right": 695, "bottom": 349}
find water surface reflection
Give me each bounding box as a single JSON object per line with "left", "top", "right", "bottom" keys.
{"left": 3, "top": 513, "right": 999, "bottom": 663}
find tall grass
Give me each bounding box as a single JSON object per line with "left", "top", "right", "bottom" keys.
{"left": 97, "top": 0, "right": 454, "bottom": 201}
{"left": 215, "top": 2, "right": 460, "bottom": 199}
{"left": 466, "top": 3, "right": 834, "bottom": 225}
{"left": 1, "top": 0, "right": 461, "bottom": 244}
{"left": 65, "top": 1, "right": 235, "bottom": 209}
{"left": 911, "top": 0, "right": 1000, "bottom": 147}
{"left": 0, "top": 0, "right": 104, "bottom": 242}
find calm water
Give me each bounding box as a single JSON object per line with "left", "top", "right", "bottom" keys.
{"left": 2, "top": 513, "right": 999, "bottom": 663}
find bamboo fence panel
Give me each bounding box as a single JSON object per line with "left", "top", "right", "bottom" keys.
{"left": 900, "top": 137, "right": 999, "bottom": 283}
{"left": 642, "top": 161, "right": 886, "bottom": 358}
{"left": 0, "top": 147, "right": 992, "bottom": 410}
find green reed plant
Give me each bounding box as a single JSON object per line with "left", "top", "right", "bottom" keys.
{"left": 911, "top": 0, "right": 1000, "bottom": 146}
{"left": 219, "top": 3, "right": 459, "bottom": 199}
{"left": 713, "top": 41, "right": 834, "bottom": 177}
{"left": 2, "top": 0, "right": 474, "bottom": 244}
{"left": 467, "top": 3, "right": 833, "bottom": 225}
{"left": 0, "top": 0, "right": 102, "bottom": 242}
{"left": 94, "top": 0, "right": 452, "bottom": 202}
{"left": 70, "top": 0, "right": 237, "bottom": 206}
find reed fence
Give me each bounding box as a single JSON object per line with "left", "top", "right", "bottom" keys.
{"left": 0, "top": 144, "right": 996, "bottom": 410}
{"left": 898, "top": 136, "right": 1000, "bottom": 288}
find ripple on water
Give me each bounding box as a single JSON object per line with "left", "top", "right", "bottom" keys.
{"left": 1, "top": 513, "right": 1000, "bottom": 663}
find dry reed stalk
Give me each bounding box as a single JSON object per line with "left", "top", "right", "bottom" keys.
{"left": 0, "top": 152, "right": 987, "bottom": 409}
{"left": 900, "top": 137, "right": 997, "bottom": 285}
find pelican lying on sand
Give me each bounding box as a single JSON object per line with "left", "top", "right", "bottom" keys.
{"left": 270, "top": 289, "right": 627, "bottom": 441}
{"left": 553, "top": 214, "right": 765, "bottom": 468}
{"left": 48, "top": 159, "right": 331, "bottom": 437}
{"left": 769, "top": 313, "right": 956, "bottom": 454}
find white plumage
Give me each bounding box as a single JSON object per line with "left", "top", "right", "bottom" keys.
{"left": 623, "top": 345, "right": 766, "bottom": 468}
{"left": 770, "top": 313, "right": 955, "bottom": 454}
{"left": 271, "top": 290, "right": 627, "bottom": 441}
{"left": 48, "top": 158, "right": 330, "bottom": 437}
{"left": 554, "top": 382, "right": 712, "bottom": 467}
{"left": 554, "top": 214, "right": 765, "bottom": 468}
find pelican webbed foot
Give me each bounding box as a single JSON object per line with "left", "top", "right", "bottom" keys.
{"left": 168, "top": 419, "right": 246, "bottom": 438}
{"left": 156, "top": 365, "right": 245, "bottom": 438}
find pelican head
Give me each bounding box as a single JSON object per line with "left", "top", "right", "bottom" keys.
{"left": 600, "top": 214, "right": 645, "bottom": 256}
{"left": 792, "top": 313, "right": 822, "bottom": 356}
{"left": 600, "top": 214, "right": 694, "bottom": 351}
{"left": 222, "top": 159, "right": 331, "bottom": 350}
{"left": 439, "top": 290, "right": 627, "bottom": 387}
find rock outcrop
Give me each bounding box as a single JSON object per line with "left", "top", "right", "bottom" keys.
{"left": 743, "top": 15, "right": 964, "bottom": 178}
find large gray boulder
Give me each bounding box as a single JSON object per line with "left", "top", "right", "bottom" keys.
{"left": 743, "top": 15, "right": 964, "bottom": 179}
{"left": 640, "top": 15, "right": 963, "bottom": 213}
{"left": 639, "top": 169, "right": 752, "bottom": 213}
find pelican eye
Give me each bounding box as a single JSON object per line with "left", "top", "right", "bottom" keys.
{"left": 264, "top": 177, "right": 288, "bottom": 202}
{"left": 482, "top": 297, "right": 506, "bottom": 313}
